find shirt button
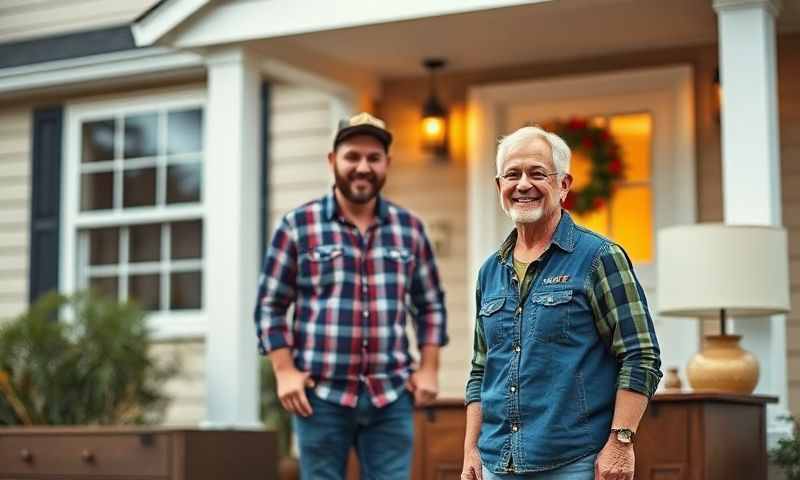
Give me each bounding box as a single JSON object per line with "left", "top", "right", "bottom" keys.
{"left": 514, "top": 345, "right": 521, "bottom": 353}
{"left": 363, "top": 310, "right": 369, "bottom": 318}
{"left": 511, "top": 425, "right": 519, "bottom": 432}
{"left": 510, "top": 385, "right": 517, "bottom": 393}
{"left": 362, "top": 339, "right": 368, "bottom": 347}
{"left": 516, "top": 306, "right": 522, "bottom": 315}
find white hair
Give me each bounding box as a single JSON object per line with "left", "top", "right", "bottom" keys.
{"left": 495, "top": 126, "right": 571, "bottom": 177}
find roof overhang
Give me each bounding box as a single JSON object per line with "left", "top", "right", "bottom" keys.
{"left": 132, "top": 0, "right": 550, "bottom": 48}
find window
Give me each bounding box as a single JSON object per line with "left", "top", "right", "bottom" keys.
{"left": 64, "top": 92, "right": 206, "bottom": 332}
{"left": 570, "top": 112, "right": 653, "bottom": 263}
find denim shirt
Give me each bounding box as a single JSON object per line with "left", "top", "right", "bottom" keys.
{"left": 467, "top": 212, "right": 662, "bottom": 474}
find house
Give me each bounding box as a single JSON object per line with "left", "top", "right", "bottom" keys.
{"left": 0, "top": 0, "right": 797, "bottom": 455}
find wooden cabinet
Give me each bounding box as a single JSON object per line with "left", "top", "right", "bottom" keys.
{"left": 0, "top": 428, "right": 277, "bottom": 480}
{"left": 348, "top": 394, "right": 774, "bottom": 480}
{"left": 635, "top": 393, "right": 776, "bottom": 480}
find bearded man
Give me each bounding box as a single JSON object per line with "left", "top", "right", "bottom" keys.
{"left": 255, "top": 112, "right": 448, "bottom": 480}
{"left": 461, "top": 126, "right": 661, "bottom": 480}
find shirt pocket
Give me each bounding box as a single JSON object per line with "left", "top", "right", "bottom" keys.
{"left": 529, "top": 289, "right": 572, "bottom": 343}
{"left": 298, "top": 244, "right": 346, "bottom": 289}
{"left": 379, "top": 246, "right": 414, "bottom": 291}
{"left": 478, "top": 296, "right": 511, "bottom": 348}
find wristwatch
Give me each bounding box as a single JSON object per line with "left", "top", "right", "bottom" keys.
{"left": 611, "top": 428, "right": 635, "bottom": 445}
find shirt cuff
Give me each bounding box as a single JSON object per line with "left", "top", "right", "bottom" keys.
{"left": 617, "top": 365, "right": 663, "bottom": 399}
{"left": 465, "top": 379, "right": 482, "bottom": 405}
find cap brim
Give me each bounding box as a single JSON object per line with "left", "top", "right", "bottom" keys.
{"left": 334, "top": 125, "right": 392, "bottom": 150}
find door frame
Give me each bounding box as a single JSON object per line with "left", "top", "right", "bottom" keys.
{"left": 466, "top": 65, "right": 697, "bottom": 375}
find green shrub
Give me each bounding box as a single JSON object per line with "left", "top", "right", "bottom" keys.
{"left": 0, "top": 292, "right": 176, "bottom": 425}
{"left": 770, "top": 416, "right": 800, "bottom": 480}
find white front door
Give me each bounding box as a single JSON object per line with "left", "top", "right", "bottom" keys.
{"left": 467, "top": 65, "right": 698, "bottom": 386}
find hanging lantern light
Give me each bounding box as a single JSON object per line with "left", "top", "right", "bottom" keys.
{"left": 421, "top": 58, "right": 448, "bottom": 156}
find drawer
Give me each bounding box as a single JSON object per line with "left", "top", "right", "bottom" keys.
{"left": 0, "top": 432, "right": 170, "bottom": 477}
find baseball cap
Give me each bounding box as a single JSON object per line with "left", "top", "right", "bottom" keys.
{"left": 333, "top": 112, "right": 393, "bottom": 152}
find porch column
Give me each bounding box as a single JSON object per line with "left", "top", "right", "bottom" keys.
{"left": 713, "top": 0, "right": 789, "bottom": 442}
{"left": 203, "top": 47, "right": 262, "bottom": 428}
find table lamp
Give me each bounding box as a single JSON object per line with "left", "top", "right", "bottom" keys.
{"left": 656, "top": 224, "right": 790, "bottom": 393}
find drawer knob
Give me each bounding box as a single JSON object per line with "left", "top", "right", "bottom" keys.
{"left": 19, "top": 449, "right": 33, "bottom": 463}
{"left": 81, "top": 449, "right": 95, "bottom": 463}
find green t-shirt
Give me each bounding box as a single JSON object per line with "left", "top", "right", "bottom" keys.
{"left": 513, "top": 256, "right": 535, "bottom": 302}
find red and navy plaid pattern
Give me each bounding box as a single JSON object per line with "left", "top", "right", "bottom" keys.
{"left": 255, "top": 191, "right": 448, "bottom": 408}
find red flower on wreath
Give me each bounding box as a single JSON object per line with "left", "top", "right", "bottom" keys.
{"left": 609, "top": 157, "right": 623, "bottom": 176}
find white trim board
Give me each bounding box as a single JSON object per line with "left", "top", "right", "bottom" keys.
{"left": 0, "top": 48, "right": 204, "bottom": 99}
{"left": 62, "top": 88, "right": 209, "bottom": 340}
{"left": 466, "top": 65, "right": 697, "bottom": 380}
{"left": 135, "top": 0, "right": 552, "bottom": 48}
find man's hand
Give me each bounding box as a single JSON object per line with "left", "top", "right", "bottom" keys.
{"left": 274, "top": 366, "right": 315, "bottom": 417}
{"left": 594, "top": 434, "right": 635, "bottom": 480}
{"left": 460, "top": 446, "right": 483, "bottom": 480}
{"left": 406, "top": 367, "right": 438, "bottom": 406}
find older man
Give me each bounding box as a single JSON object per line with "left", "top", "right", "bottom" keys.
{"left": 461, "top": 126, "right": 662, "bottom": 480}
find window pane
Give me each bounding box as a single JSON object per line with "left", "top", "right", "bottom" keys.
{"left": 167, "top": 163, "right": 201, "bottom": 204}
{"left": 81, "top": 172, "right": 114, "bottom": 211}
{"left": 171, "top": 271, "right": 202, "bottom": 309}
{"left": 130, "top": 223, "right": 161, "bottom": 263}
{"left": 571, "top": 205, "right": 609, "bottom": 237}
{"left": 123, "top": 168, "right": 156, "bottom": 207}
{"left": 609, "top": 113, "right": 652, "bottom": 182}
{"left": 124, "top": 113, "right": 159, "bottom": 159}
{"left": 81, "top": 119, "right": 115, "bottom": 163}
{"left": 129, "top": 273, "right": 161, "bottom": 311}
{"left": 89, "top": 276, "right": 118, "bottom": 301}
{"left": 610, "top": 186, "right": 653, "bottom": 263}
{"left": 168, "top": 109, "right": 203, "bottom": 154}
{"left": 171, "top": 220, "right": 202, "bottom": 260}
{"left": 88, "top": 227, "right": 119, "bottom": 265}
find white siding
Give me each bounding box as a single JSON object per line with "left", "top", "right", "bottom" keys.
{"left": 0, "top": 0, "right": 159, "bottom": 43}
{"left": 267, "top": 85, "right": 336, "bottom": 233}
{"left": 0, "top": 107, "right": 30, "bottom": 322}
{"left": 154, "top": 340, "right": 207, "bottom": 426}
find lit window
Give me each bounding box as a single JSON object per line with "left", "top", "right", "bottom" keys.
{"left": 570, "top": 113, "right": 653, "bottom": 263}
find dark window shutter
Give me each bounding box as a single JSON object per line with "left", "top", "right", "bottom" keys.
{"left": 259, "top": 82, "right": 271, "bottom": 257}
{"left": 29, "top": 106, "right": 63, "bottom": 304}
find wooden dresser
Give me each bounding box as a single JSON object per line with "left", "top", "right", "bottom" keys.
{"left": 636, "top": 393, "right": 776, "bottom": 480}
{"left": 349, "top": 393, "right": 776, "bottom": 480}
{"left": 0, "top": 428, "right": 277, "bottom": 480}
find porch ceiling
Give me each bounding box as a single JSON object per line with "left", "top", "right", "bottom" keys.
{"left": 261, "top": 0, "right": 800, "bottom": 78}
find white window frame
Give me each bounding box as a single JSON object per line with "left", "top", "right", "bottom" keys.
{"left": 62, "top": 88, "right": 208, "bottom": 340}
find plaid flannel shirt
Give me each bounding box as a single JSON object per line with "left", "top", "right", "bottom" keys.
{"left": 255, "top": 190, "right": 448, "bottom": 408}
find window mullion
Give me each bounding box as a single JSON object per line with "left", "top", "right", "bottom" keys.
{"left": 162, "top": 222, "right": 171, "bottom": 312}
{"left": 120, "top": 226, "right": 129, "bottom": 303}
{"left": 114, "top": 115, "right": 124, "bottom": 211}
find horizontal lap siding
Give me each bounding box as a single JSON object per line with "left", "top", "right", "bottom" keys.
{"left": 0, "top": 108, "right": 30, "bottom": 323}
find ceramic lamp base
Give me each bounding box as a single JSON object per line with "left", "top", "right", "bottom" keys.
{"left": 687, "top": 335, "right": 759, "bottom": 394}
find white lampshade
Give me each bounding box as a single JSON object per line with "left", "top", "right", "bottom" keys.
{"left": 657, "top": 224, "right": 791, "bottom": 318}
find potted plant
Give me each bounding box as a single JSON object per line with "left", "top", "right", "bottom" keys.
{"left": 0, "top": 291, "right": 177, "bottom": 425}
{"left": 770, "top": 416, "right": 800, "bottom": 480}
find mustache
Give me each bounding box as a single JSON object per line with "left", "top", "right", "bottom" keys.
{"left": 348, "top": 172, "right": 377, "bottom": 182}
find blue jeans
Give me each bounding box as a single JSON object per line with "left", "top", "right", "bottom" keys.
{"left": 292, "top": 388, "right": 414, "bottom": 480}
{"left": 481, "top": 454, "right": 597, "bottom": 480}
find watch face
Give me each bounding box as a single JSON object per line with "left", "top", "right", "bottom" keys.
{"left": 616, "top": 430, "right": 633, "bottom": 444}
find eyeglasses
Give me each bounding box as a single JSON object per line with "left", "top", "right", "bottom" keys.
{"left": 497, "top": 170, "right": 560, "bottom": 184}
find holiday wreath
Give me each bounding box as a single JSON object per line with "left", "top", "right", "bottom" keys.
{"left": 549, "top": 118, "right": 624, "bottom": 214}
